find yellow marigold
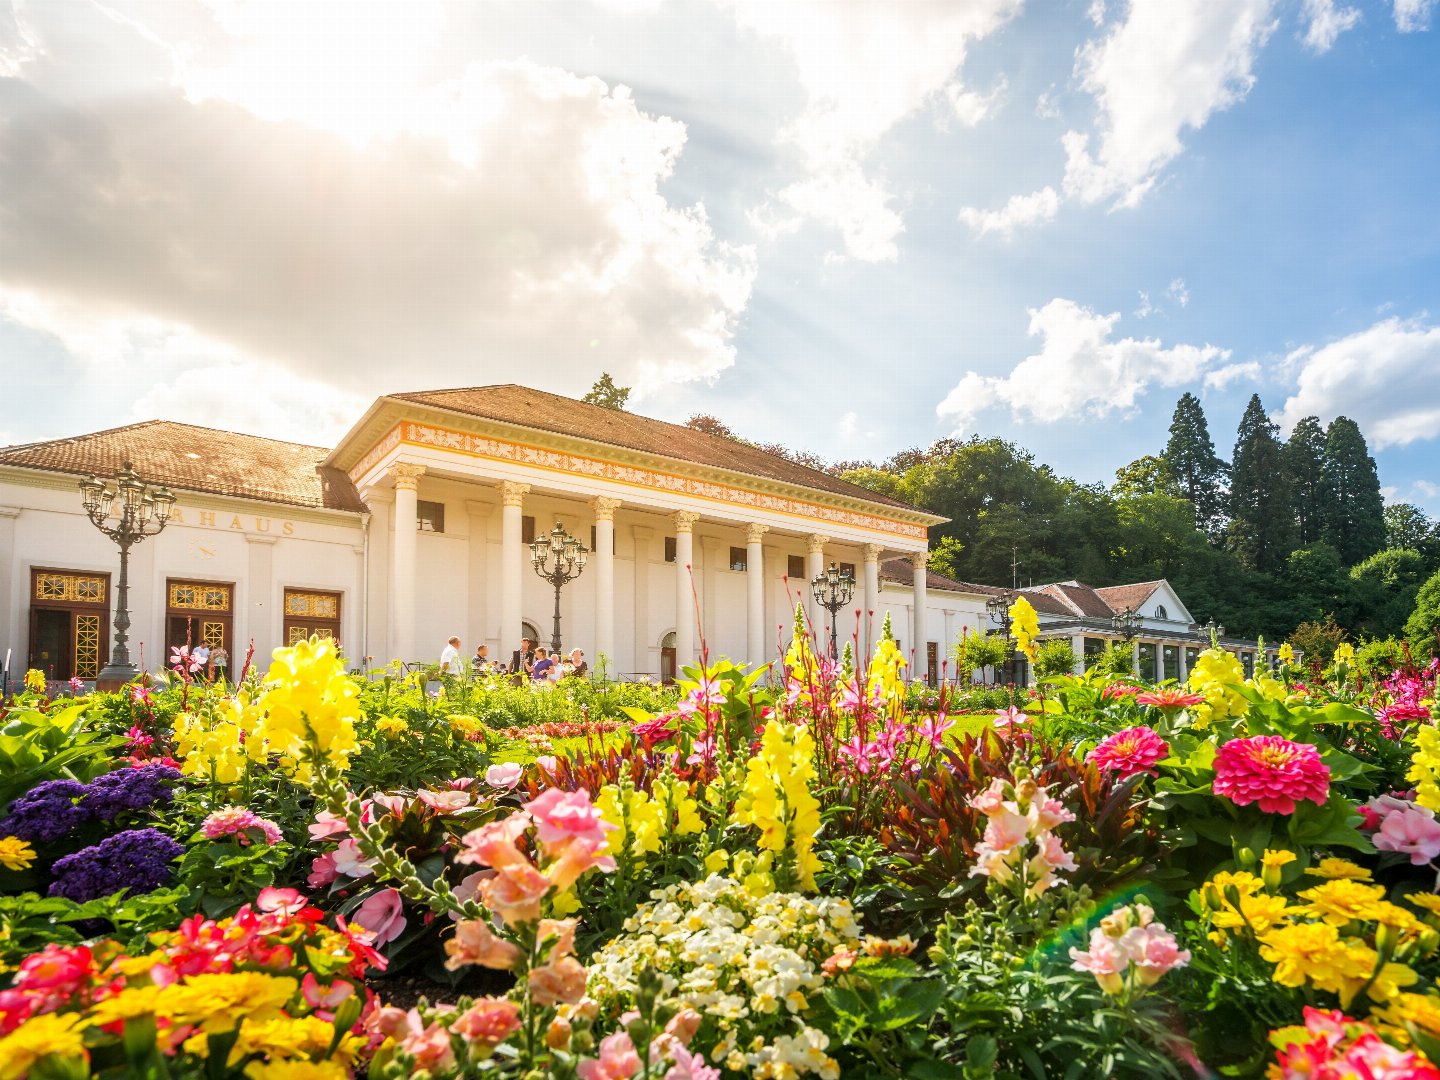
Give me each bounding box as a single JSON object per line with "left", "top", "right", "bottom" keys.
{"left": 1260, "top": 849, "right": 1296, "bottom": 890}
{"left": 1409, "top": 726, "right": 1440, "bottom": 814}
{"left": 1298, "top": 880, "right": 1390, "bottom": 927}
{"left": 448, "top": 714, "right": 482, "bottom": 737}
{"left": 22, "top": 669, "right": 44, "bottom": 694}
{"left": 375, "top": 715, "right": 408, "bottom": 736}
{"left": 1260, "top": 923, "right": 1416, "bottom": 1006}
{"left": 1210, "top": 891, "right": 1294, "bottom": 939}
{"left": 1406, "top": 893, "right": 1440, "bottom": 918}
{"left": 1370, "top": 992, "right": 1440, "bottom": 1047}
{"left": 156, "top": 972, "right": 298, "bottom": 1034}
{"left": 1009, "top": 595, "right": 1040, "bottom": 663}
{"left": 256, "top": 637, "right": 360, "bottom": 780}
{"left": 1306, "top": 858, "right": 1374, "bottom": 881}
{"left": 85, "top": 984, "right": 167, "bottom": 1027}
{"left": 0, "top": 835, "right": 35, "bottom": 872}
{"left": 0, "top": 1012, "right": 87, "bottom": 1080}
{"left": 186, "top": 1014, "right": 360, "bottom": 1071}
{"left": 245, "top": 1061, "right": 351, "bottom": 1080}
{"left": 1186, "top": 647, "right": 1248, "bottom": 728}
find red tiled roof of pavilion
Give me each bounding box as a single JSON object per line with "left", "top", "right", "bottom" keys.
{"left": 0, "top": 420, "right": 367, "bottom": 513}
{"left": 1094, "top": 581, "right": 1164, "bottom": 614}
{"left": 877, "top": 556, "right": 1000, "bottom": 595}
{"left": 385, "top": 384, "right": 925, "bottom": 514}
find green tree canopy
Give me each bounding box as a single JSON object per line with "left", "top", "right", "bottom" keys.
{"left": 1384, "top": 503, "right": 1439, "bottom": 568}
{"left": 1406, "top": 566, "right": 1440, "bottom": 658}
{"left": 1319, "top": 416, "right": 1385, "bottom": 566}
{"left": 1227, "top": 394, "right": 1294, "bottom": 574}
{"left": 1350, "top": 547, "right": 1428, "bottom": 638}
{"left": 581, "top": 372, "right": 631, "bottom": 410}
{"left": 1282, "top": 415, "right": 1327, "bottom": 545}
{"left": 1162, "top": 392, "right": 1228, "bottom": 538}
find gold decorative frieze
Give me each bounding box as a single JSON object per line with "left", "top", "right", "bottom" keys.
{"left": 169, "top": 583, "right": 232, "bottom": 611}
{"left": 284, "top": 591, "right": 340, "bottom": 619}
{"left": 35, "top": 573, "right": 106, "bottom": 604}
{"left": 352, "top": 420, "right": 927, "bottom": 541}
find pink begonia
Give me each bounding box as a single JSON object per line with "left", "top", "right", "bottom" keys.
{"left": 1374, "top": 802, "right": 1440, "bottom": 865}
{"left": 257, "top": 887, "right": 306, "bottom": 915}
{"left": 418, "top": 788, "right": 471, "bottom": 812}
{"left": 307, "top": 851, "right": 339, "bottom": 889}
{"left": 1212, "top": 735, "right": 1331, "bottom": 815}
{"left": 308, "top": 808, "right": 354, "bottom": 841}
{"left": 301, "top": 971, "right": 355, "bottom": 1014}
{"left": 485, "top": 763, "right": 524, "bottom": 790}
{"left": 1087, "top": 726, "right": 1170, "bottom": 779}
{"left": 200, "top": 806, "right": 282, "bottom": 845}
{"left": 578, "top": 1032, "right": 643, "bottom": 1080}
{"left": 333, "top": 838, "right": 379, "bottom": 878}
{"left": 353, "top": 888, "right": 407, "bottom": 946}
{"left": 371, "top": 793, "right": 409, "bottom": 817}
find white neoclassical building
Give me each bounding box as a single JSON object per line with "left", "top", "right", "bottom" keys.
{"left": 0, "top": 386, "right": 958, "bottom": 683}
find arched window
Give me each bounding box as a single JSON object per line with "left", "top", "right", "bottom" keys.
{"left": 522, "top": 621, "right": 541, "bottom": 644}
{"left": 1155, "top": 605, "right": 1167, "bottom": 620}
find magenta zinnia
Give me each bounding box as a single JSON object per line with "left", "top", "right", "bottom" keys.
{"left": 1087, "top": 727, "right": 1169, "bottom": 779}
{"left": 1212, "top": 736, "right": 1330, "bottom": 815}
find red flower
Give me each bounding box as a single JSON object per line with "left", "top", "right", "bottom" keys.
{"left": 1134, "top": 688, "right": 1206, "bottom": 708}
{"left": 1212, "top": 735, "right": 1330, "bottom": 815}
{"left": 1087, "top": 726, "right": 1170, "bottom": 779}
{"left": 1101, "top": 683, "right": 1142, "bottom": 700}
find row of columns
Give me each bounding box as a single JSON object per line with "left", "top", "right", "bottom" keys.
{"left": 382, "top": 463, "right": 931, "bottom": 676}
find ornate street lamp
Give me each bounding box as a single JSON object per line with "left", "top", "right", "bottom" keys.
{"left": 1200, "top": 618, "right": 1226, "bottom": 644}
{"left": 79, "top": 461, "right": 175, "bottom": 686}
{"left": 985, "top": 590, "right": 1016, "bottom": 685}
{"left": 810, "top": 562, "right": 855, "bottom": 661}
{"left": 1110, "top": 606, "right": 1142, "bottom": 643}
{"left": 530, "top": 520, "right": 588, "bottom": 655}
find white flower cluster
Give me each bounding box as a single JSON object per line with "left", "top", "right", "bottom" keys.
{"left": 586, "top": 874, "right": 859, "bottom": 1077}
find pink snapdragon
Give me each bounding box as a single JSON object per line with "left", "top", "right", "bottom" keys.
{"left": 969, "top": 777, "right": 1077, "bottom": 899}
{"left": 1087, "top": 726, "right": 1170, "bottom": 779}
{"left": 200, "top": 807, "right": 283, "bottom": 845}
{"left": 1068, "top": 903, "right": 1189, "bottom": 1000}
{"left": 1212, "top": 735, "right": 1331, "bottom": 815}
{"left": 578, "top": 1032, "right": 643, "bottom": 1080}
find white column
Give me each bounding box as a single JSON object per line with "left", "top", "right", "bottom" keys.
{"left": 910, "top": 550, "right": 928, "bottom": 684}
{"left": 862, "top": 544, "right": 882, "bottom": 654}
{"left": 0, "top": 506, "right": 19, "bottom": 668}
{"left": 806, "top": 534, "right": 828, "bottom": 640}
{"left": 363, "top": 493, "right": 392, "bottom": 666}
{"left": 746, "top": 523, "right": 768, "bottom": 667}
{"left": 389, "top": 463, "right": 425, "bottom": 663}
{"left": 499, "top": 481, "right": 529, "bottom": 659}
{"left": 632, "top": 525, "right": 653, "bottom": 675}
{"left": 673, "top": 511, "right": 699, "bottom": 667}
{"left": 1178, "top": 645, "right": 1190, "bottom": 681}
{"left": 1131, "top": 639, "right": 1142, "bottom": 679}
{"left": 1071, "top": 633, "right": 1087, "bottom": 675}
{"left": 466, "top": 499, "right": 495, "bottom": 655}
{"left": 702, "top": 535, "right": 722, "bottom": 650}
{"left": 943, "top": 609, "right": 956, "bottom": 683}
{"left": 245, "top": 535, "right": 276, "bottom": 655}
{"left": 1156, "top": 641, "right": 1166, "bottom": 681}
{"left": 764, "top": 541, "right": 782, "bottom": 658}
{"left": 590, "top": 497, "right": 620, "bottom": 669}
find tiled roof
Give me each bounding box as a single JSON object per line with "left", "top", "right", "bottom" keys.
{"left": 1016, "top": 589, "right": 1075, "bottom": 617}
{"left": 1095, "top": 581, "right": 1164, "bottom": 614}
{"left": 1044, "top": 582, "right": 1118, "bottom": 619}
{"left": 386, "top": 385, "right": 926, "bottom": 515}
{"left": 0, "top": 421, "right": 367, "bottom": 514}
{"left": 877, "top": 557, "right": 1000, "bottom": 595}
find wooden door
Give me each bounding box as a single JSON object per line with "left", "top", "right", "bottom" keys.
{"left": 28, "top": 569, "right": 109, "bottom": 680}
{"left": 283, "top": 589, "right": 342, "bottom": 646}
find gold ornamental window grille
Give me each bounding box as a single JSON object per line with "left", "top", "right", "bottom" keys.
{"left": 202, "top": 621, "right": 226, "bottom": 650}
{"left": 284, "top": 590, "right": 339, "bottom": 619}
{"left": 289, "top": 625, "right": 336, "bottom": 645}
{"left": 35, "top": 573, "right": 106, "bottom": 605}
{"left": 169, "top": 583, "right": 231, "bottom": 612}
{"left": 75, "top": 615, "right": 101, "bottom": 679}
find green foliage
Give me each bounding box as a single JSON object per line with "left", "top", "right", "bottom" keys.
{"left": 1349, "top": 547, "right": 1428, "bottom": 638}
{"left": 1384, "top": 503, "right": 1440, "bottom": 567}
{"left": 1406, "top": 565, "right": 1440, "bottom": 658}
{"left": 1227, "top": 394, "right": 1294, "bottom": 574}
{"left": 0, "top": 702, "right": 127, "bottom": 809}
{"left": 1091, "top": 643, "right": 1135, "bottom": 677}
{"left": 1033, "top": 638, "right": 1077, "bottom": 680}
{"left": 1163, "top": 391, "right": 1228, "bottom": 539}
{"left": 1288, "top": 614, "right": 1348, "bottom": 665}
{"left": 1319, "top": 416, "right": 1386, "bottom": 566}
{"left": 580, "top": 372, "right": 630, "bottom": 410}
{"left": 952, "top": 629, "right": 1010, "bottom": 685}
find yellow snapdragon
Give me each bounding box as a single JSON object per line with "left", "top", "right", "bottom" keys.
{"left": 1410, "top": 726, "right": 1440, "bottom": 814}
{"left": 254, "top": 637, "right": 360, "bottom": 781}
{"left": 1186, "top": 647, "right": 1248, "bottom": 728}
{"left": 866, "top": 612, "right": 906, "bottom": 710}
{"left": 732, "top": 721, "right": 822, "bottom": 891}
{"left": 1009, "top": 595, "right": 1040, "bottom": 663}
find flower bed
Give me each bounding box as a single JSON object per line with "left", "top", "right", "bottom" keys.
{"left": 2, "top": 614, "right": 1439, "bottom": 1077}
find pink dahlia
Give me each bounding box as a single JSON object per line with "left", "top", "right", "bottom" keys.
{"left": 1087, "top": 726, "right": 1170, "bottom": 779}
{"left": 1212, "top": 735, "right": 1330, "bottom": 815}
{"left": 1134, "top": 688, "right": 1206, "bottom": 709}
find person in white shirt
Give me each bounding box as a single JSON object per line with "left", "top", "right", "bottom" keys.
{"left": 191, "top": 643, "right": 210, "bottom": 681}
{"left": 439, "top": 636, "right": 463, "bottom": 678}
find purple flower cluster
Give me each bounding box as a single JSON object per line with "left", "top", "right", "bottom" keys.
{"left": 81, "top": 764, "right": 181, "bottom": 822}
{"left": 1, "top": 766, "right": 181, "bottom": 844}
{"left": 48, "top": 828, "right": 184, "bottom": 902}
{"left": 0, "top": 779, "right": 90, "bottom": 843}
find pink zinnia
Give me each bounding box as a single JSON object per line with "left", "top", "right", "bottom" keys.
{"left": 1212, "top": 735, "right": 1330, "bottom": 815}
{"left": 1134, "top": 688, "right": 1206, "bottom": 709}
{"left": 1101, "top": 683, "right": 1142, "bottom": 700}
{"left": 201, "top": 806, "right": 282, "bottom": 845}
{"left": 1087, "top": 726, "right": 1170, "bottom": 779}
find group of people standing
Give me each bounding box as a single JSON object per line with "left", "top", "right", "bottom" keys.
{"left": 438, "top": 635, "right": 588, "bottom": 684}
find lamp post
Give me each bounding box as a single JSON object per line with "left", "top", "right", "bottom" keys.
{"left": 79, "top": 461, "right": 175, "bottom": 687}
{"left": 529, "top": 520, "right": 588, "bottom": 655}
{"left": 1110, "top": 606, "right": 1142, "bottom": 643}
{"left": 985, "top": 590, "right": 1016, "bottom": 685}
{"left": 1200, "top": 618, "right": 1225, "bottom": 645}
{"left": 810, "top": 562, "right": 855, "bottom": 661}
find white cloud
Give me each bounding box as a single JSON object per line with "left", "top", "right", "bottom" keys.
{"left": 1203, "top": 360, "right": 1261, "bottom": 390}
{"left": 724, "top": 0, "right": 1023, "bottom": 260}
{"left": 1168, "top": 278, "right": 1190, "bottom": 307}
{"left": 958, "top": 187, "right": 1059, "bottom": 239}
{"left": 1087, "top": 0, "right": 1108, "bottom": 26}
{"left": 1135, "top": 277, "right": 1188, "bottom": 318}
{"left": 1300, "top": 0, "right": 1362, "bottom": 52}
{"left": 1393, "top": 0, "right": 1437, "bottom": 31}
{"left": 1277, "top": 317, "right": 1440, "bottom": 448}
{"left": 838, "top": 411, "right": 859, "bottom": 438}
{"left": 1415, "top": 480, "right": 1440, "bottom": 498}
{"left": 1135, "top": 291, "right": 1157, "bottom": 319}
{"left": 1062, "top": 0, "right": 1278, "bottom": 208}
{"left": 944, "top": 77, "right": 1007, "bottom": 127}
{"left": 0, "top": 4, "right": 758, "bottom": 411}
{"left": 935, "top": 298, "right": 1228, "bottom": 430}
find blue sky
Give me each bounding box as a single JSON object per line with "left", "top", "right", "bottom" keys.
{"left": 1, "top": 0, "right": 1437, "bottom": 513}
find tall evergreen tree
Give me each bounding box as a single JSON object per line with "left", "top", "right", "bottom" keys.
{"left": 1162, "top": 392, "right": 1227, "bottom": 539}
{"left": 1319, "top": 416, "right": 1386, "bottom": 565}
{"left": 1227, "top": 394, "right": 1294, "bottom": 573}
{"left": 1282, "top": 415, "right": 1326, "bottom": 544}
